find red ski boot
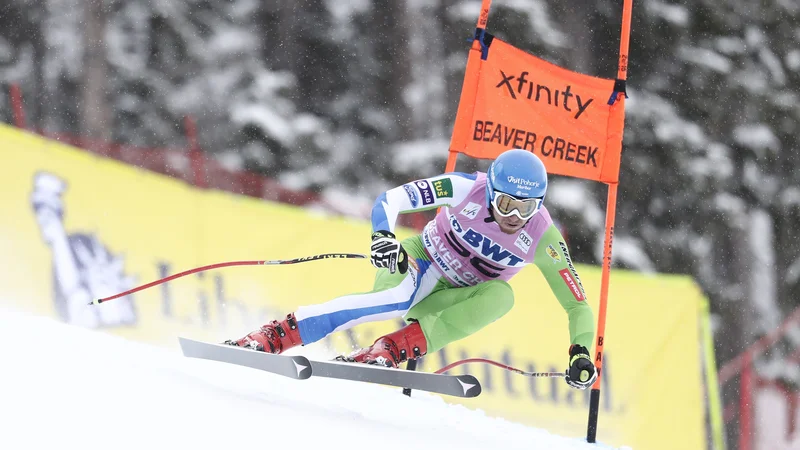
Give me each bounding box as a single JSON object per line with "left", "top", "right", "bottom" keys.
{"left": 339, "top": 321, "right": 428, "bottom": 368}
{"left": 224, "top": 313, "right": 303, "bottom": 354}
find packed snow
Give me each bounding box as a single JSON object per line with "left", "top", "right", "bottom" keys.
{"left": 0, "top": 306, "right": 630, "bottom": 450}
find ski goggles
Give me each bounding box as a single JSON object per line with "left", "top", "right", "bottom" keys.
{"left": 491, "top": 191, "right": 543, "bottom": 220}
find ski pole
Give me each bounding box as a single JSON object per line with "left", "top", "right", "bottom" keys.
{"left": 88, "top": 253, "right": 367, "bottom": 305}
{"left": 435, "top": 358, "right": 566, "bottom": 378}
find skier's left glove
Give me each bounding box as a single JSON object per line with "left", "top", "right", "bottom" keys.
{"left": 565, "top": 344, "right": 597, "bottom": 390}
{"left": 370, "top": 230, "right": 408, "bottom": 274}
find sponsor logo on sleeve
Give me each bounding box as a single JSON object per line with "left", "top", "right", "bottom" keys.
{"left": 459, "top": 202, "right": 482, "bottom": 219}
{"left": 416, "top": 180, "right": 435, "bottom": 206}
{"left": 559, "top": 269, "right": 584, "bottom": 301}
{"left": 433, "top": 178, "right": 454, "bottom": 199}
{"left": 514, "top": 230, "right": 532, "bottom": 254}
{"left": 559, "top": 241, "right": 586, "bottom": 297}
{"left": 403, "top": 184, "right": 419, "bottom": 207}
{"left": 546, "top": 244, "right": 561, "bottom": 263}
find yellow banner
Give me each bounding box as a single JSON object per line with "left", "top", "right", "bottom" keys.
{"left": 0, "top": 124, "right": 707, "bottom": 449}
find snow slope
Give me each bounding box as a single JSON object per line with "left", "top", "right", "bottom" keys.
{"left": 0, "top": 307, "right": 630, "bottom": 450}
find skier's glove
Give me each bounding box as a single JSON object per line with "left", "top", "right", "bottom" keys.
{"left": 565, "top": 344, "right": 598, "bottom": 390}
{"left": 370, "top": 230, "right": 408, "bottom": 274}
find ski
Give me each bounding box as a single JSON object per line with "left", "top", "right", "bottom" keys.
{"left": 308, "top": 359, "right": 482, "bottom": 398}
{"left": 177, "top": 338, "right": 481, "bottom": 398}
{"left": 178, "top": 337, "right": 312, "bottom": 380}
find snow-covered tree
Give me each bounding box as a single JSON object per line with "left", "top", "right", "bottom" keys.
{"left": 2, "top": 7, "right": 800, "bottom": 438}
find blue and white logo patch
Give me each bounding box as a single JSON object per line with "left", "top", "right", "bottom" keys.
{"left": 416, "top": 180, "right": 435, "bottom": 206}
{"left": 403, "top": 184, "right": 419, "bottom": 207}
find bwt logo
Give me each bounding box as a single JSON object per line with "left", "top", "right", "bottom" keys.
{"left": 496, "top": 70, "right": 594, "bottom": 120}
{"left": 507, "top": 176, "right": 540, "bottom": 188}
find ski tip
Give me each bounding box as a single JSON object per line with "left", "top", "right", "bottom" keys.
{"left": 457, "top": 375, "right": 482, "bottom": 398}
{"left": 176, "top": 336, "right": 196, "bottom": 354}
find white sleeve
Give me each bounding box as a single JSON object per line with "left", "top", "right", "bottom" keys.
{"left": 371, "top": 173, "right": 479, "bottom": 233}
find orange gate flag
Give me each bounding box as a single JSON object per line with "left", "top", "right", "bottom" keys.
{"left": 449, "top": 33, "right": 625, "bottom": 184}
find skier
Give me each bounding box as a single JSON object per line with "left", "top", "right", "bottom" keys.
{"left": 225, "top": 149, "right": 598, "bottom": 390}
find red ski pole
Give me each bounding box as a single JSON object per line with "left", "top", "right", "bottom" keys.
{"left": 436, "top": 358, "right": 565, "bottom": 378}
{"left": 88, "top": 253, "right": 366, "bottom": 305}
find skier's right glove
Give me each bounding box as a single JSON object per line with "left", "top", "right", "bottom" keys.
{"left": 370, "top": 230, "right": 408, "bottom": 274}
{"left": 565, "top": 344, "right": 598, "bottom": 390}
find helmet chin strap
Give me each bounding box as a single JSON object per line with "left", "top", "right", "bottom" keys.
{"left": 484, "top": 206, "right": 496, "bottom": 223}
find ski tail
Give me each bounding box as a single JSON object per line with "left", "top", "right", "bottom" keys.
{"left": 178, "top": 337, "right": 312, "bottom": 380}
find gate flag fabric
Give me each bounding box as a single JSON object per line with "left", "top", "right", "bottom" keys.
{"left": 449, "top": 33, "right": 625, "bottom": 184}
{"left": 445, "top": 0, "right": 642, "bottom": 445}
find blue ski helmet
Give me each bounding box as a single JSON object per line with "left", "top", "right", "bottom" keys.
{"left": 485, "top": 149, "right": 548, "bottom": 210}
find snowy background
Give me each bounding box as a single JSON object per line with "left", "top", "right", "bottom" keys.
{"left": 1, "top": 0, "right": 799, "bottom": 446}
